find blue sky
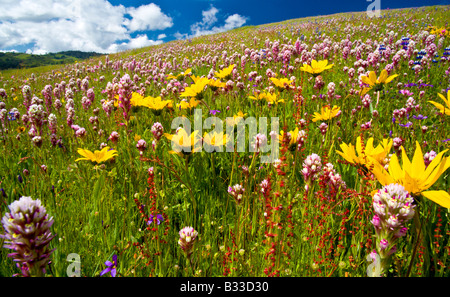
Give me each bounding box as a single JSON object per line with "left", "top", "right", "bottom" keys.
{"left": 0, "top": 0, "right": 449, "bottom": 54}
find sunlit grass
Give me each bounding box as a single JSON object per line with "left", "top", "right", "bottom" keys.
{"left": 0, "top": 5, "right": 449, "bottom": 277}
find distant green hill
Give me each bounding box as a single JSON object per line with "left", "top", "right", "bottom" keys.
{"left": 0, "top": 50, "right": 104, "bottom": 70}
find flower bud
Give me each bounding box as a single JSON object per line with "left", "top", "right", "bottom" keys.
{"left": 178, "top": 226, "right": 198, "bottom": 258}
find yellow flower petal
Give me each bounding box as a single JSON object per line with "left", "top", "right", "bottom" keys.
{"left": 423, "top": 155, "right": 450, "bottom": 190}
{"left": 356, "top": 136, "right": 363, "bottom": 157}
{"left": 368, "top": 71, "right": 377, "bottom": 84}
{"left": 371, "top": 161, "right": 395, "bottom": 186}
{"left": 359, "top": 87, "right": 371, "bottom": 96}
{"left": 378, "top": 69, "right": 388, "bottom": 83}
{"left": 437, "top": 91, "right": 450, "bottom": 106}
{"left": 75, "top": 157, "right": 89, "bottom": 162}
{"left": 398, "top": 146, "right": 412, "bottom": 174}
{"left": 384, "top": 74, "right": 398, "bottom": 84}
{"left": 318, "top": 60, "right": 328, "bottom": 68}
{"left": 387, "top": 153, "right": 404, "bottom": 182}
{"left": 77, "top": 148, "right": 95, "bottom": 160}
{"left": 422, "top": 191, "right": 450, "bottom": 209}
{"left": 361, "top": 76, "right": 374, "bottom": 86}
{"left": 410, "top": 142, "right": 425, "bottom": 179}
{"left": 336, "top": 144, "right": 356, "bottom": 163}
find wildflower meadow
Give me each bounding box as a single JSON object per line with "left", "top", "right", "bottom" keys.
{"left": 0, "top": 5, "right": 449, "bottom": 279}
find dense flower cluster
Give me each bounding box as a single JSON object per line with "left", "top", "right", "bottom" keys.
{"left": 1, "top": 196, "right": 55, "bottom": 277}
{"left": 369, "top": 184, "right": 415, "bottom": 276}
{"left": 301, "top": 153, "right": 322, "bottom": 186}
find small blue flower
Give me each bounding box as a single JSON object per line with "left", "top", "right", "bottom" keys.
{"left": 8, "top": 112, "right": 16, "bottom": 121}
{"left": 147, "top": 214, "right": 164, "bottom": 225}
{"left": 399, "top": 122, "right": 413, "bottom": 128}
{"left": 412, "top": 114, "right": 427, "bottom": 120}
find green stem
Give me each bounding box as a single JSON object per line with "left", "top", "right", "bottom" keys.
{"left": 291, "top": 149, "right": 298, "bottom": 180}
{"left": 211, "top": 153, "right": 216, "bottom": 183}
{"left": 248, "top": 151, "right": 258, "bottom": 175}
{"left": 184, "top": 156, "right": 197, "bottom": 226}
{"left": 188, "top": 255, "right": 196, "bottom": 276}
{"left": 229, "top": 146, "right": 237, "bottom": 187}
{"left": 406, "top": 205, "right": 423, "bottom": 277}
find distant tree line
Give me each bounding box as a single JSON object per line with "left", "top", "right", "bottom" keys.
{"left": 0, "top": 51, "right": 104, "bottom": 70}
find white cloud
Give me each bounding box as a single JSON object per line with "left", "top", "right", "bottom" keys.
{"left": 157, "top": 34, "right": 167, "bottom": 40}
{"left": 189, "top": 5, "right": 219, "bottom": 37}
{"left": 0, "top": 49, "right": 18, "bottom": 53}
{"left": 0, "top": 0, "right": 172, "bottom": 54}
{"left": 176, "top": 5, "right": 247, "bottom": 40}
{"left": 201, "top": 5, "right": 219, "bottom": 27}
{"left": 126, "top": 3, "right": 173, "bottom": 32}
{"left": 107, "top": 35, "right": 163, "bottom": 53}
{"left": 223, "top": 14, "right": 247, "bottom": 31}
{"left": 173, "top": 32, "right": 189, "bottom": 40}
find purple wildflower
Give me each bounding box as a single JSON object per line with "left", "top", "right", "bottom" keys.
{"left": 412, "top": 114, "right": 427, "bottom": 120}
{"left": 147, "top": 214, "right": 164, "bottom": 225}
{"left": 209, "top": 110, "right": 221, "bottom": 116}
{"left": 100, "top": 254, "right": 118, "bottom": 277}
{"left": 399, "top": 122, "right": 412, "bottom": 128}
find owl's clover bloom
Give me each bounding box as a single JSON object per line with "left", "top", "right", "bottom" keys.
{"left": 1, "top": 196, "right": 55, "bottom": 277}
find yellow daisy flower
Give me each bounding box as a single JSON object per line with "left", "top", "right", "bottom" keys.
{"left": 207, "top": 79, "right": 226, "bottom": 91}
{"left": 312, "top": 105, "right": 340, "bottom": 122}
{"left": 142, "top": 96, "right": 172, "bottom": 110}
{"left": 336, "top": 136, "right": 392, "bottom": 168}
{"left": 176, "top": 98, "right": 200, "bottom": 110}
{"left": 164, "top": 128, "right": 200, "bottom": 156}
{"left": 359, "top": 69, "right": 398, "bottom": 96}
{"left": 180, "top": 78, "right": 209, "bottom": 100}
{"left": 130, "top": 92, "right": 145, "bottom": 106}
{"left": 300, "top": 59, "right": 334, "bottom": 76}
{"left": 203, "top": 131, "right": 228, "bottom": 152}
{"left": 75, "top": 147, "right": 118, "bottom": 164}
{"left": 264, "top": 92, "right": 285, "bottom": 105}
{"left": 370, "top": 141, "right": 450, "bottom": 208}
{"left": 214, "top": 64, "right": 235, "bottom": 80}
{"left": 269, "top": 77, "right": 293, "bottom": 90}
